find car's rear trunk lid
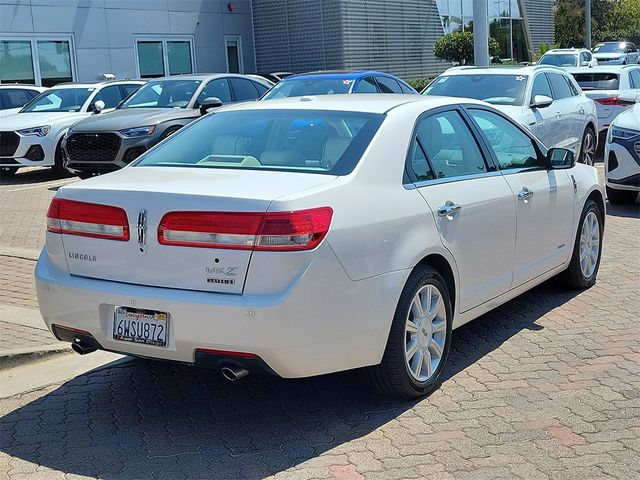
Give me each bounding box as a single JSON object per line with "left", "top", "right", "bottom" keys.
{"left": 54, "top": 166, "right": 337, "bottom": 294}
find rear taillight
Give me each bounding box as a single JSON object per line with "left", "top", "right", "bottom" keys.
{"left": 46, "top": 197, "right": 130, "bottom": 241}
{"left": 596, "top": 97, "right": 625, "bottom": 106}
{"left": 158, "top": 207, "right": 333, "bottom": 251}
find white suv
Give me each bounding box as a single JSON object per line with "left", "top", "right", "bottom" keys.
{"left": 422, "top": 66, "right": 599, "bottom": 165}
{"left": 0, "top": 84, "right": 46, "bottom": 118}
{"left": 0, "top": 80, "right": 144, "bottom": 177}
{"left": 539, "top": 48, "right": 598, "bottom": 68}
{"left": 604, "top": 92, "right": 639, "bottom": 204}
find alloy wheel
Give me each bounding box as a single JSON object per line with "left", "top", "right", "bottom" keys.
{"left": 582, "top": 130, "right": 595, "bottom": 166}
{"left": 404, "top": 284, "right": 447, "bottom": 382}
{"left": 579, "top": 211, "right": 600, "bottom": 279}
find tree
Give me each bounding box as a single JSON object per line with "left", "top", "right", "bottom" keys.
{"left": 433, "top": 31, "right": 501, "bottom": 65}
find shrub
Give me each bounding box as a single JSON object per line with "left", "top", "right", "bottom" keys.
{"left": 433, "top": 31, "right": 501, "bottom": 65}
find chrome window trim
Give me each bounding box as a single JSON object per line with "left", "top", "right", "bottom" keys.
{"left": 405, "top": 170, "right": 503, "bottom": 189}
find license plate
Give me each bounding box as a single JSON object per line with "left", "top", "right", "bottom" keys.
{"left": 113, "top": 306, "right": 168, "bottom": 347}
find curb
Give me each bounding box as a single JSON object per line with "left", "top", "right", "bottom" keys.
{"left": 0, "top": 344, "right": 72, "bottom": 370}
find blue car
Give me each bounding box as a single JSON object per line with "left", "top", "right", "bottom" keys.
{"left": 261, "top": 70, "right": 418, "bottom": 99}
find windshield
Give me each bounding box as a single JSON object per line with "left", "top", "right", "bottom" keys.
{"left": 21, "top": 88, "right": 93, "bottom": 113}
{"left": 593, "top": 43, "right": 624, "bottom": 53}
{"left": 134, "top": 109, "right": 384, "bottom": 175}
{"left": 572, "top": 73, "right": 620, "bottom": 90}
{"left": 423, "top": 74, "right": 528, "bottom": 106}
{"left": 539, "top": 54, "right": 578, "bottom": 67}
{"left": 262, "top": 78, "right": 354, "bottom": 100}
{"left": 121, "top": 80, "right": 201, "bottom": 109}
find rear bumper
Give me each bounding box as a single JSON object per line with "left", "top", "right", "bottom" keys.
{"left": 35, "top": 246, "right": 405, "bottom": 378}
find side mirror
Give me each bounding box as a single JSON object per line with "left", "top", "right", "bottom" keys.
{"left": 547, "top": 148, "right": 575, "bottom": 169}
{"left": 199, "top": 97, "right": 223, "bottom": 115}
{"left": 618, "top": 91, "right": 638, "bottom": 105}
{"left": 531, "top": 95, "right": 553, "bottom": 109}
{"left": 92, "top": 100, "right": 105, "bottom": 113}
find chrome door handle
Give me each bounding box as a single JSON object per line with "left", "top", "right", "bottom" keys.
{"left": 517, "top": 187, "right": 534, "bottom": 202}
{"left": 579, "top": 107, "right": 585, "bottom": 115}
{"left": 555, "top": 112, "right": 562, "bottom": 119}
{"left": 437, "top": 201, "right": 462, "bottom": 219}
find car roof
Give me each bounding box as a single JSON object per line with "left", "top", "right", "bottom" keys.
{"left": 567, "top": 65, "right": 638, "bottom": 73}
{"left": 144, "top": 73, "right": 269, "bottom": 83}
{"left": 0, "top": 84, "right": 45, "bottom": 89}
{"left": 284, "top": 70, "right": 402, "bottom": 81}
{"left": 217, "top": 93, "right": 487, "bottom": 114}
{"left": 545, "top": 49, "right": 585, "bottom": 53}
{"left": 443, "top": 65, "right": 566, "bottom": 76}
{"left": 50, "top": 80, "right": 145, "bottom": 89}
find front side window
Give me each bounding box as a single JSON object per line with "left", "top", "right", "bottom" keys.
{"left": 354, "top": 77, "right": 378, "bottom": 93}
{"left": 412, "top": 110, "right": 487, "bottom": 179}
{"left": 376, "top": 76, "right": 402, "bottom": 93}
{"left": 262, "top": 78, "right": 353, "bottom": 100}
{"left": 22, "top": 88, "right": 93, "bottom": 113}
{"left": 121, "top": 80, "right": 200, "bottom": 109}
{"left": 531, "top": 74, "right": 553, "bottom": 99}
{"left": 134, "top": 109, "right": 384, "bottom": 176}
{"left": 197, "top": 78, "right": 232, "bottom": 104}
{"left": 423, "top": 74, "right": 528, "bottom": 106}
{"left": 91, "top": 85, "right": 123, "bottom": 110}
{"left": 469, "top": 109, "right": 540, "bottom": 170}
{"left": 547, "top": 73, "right": 573, "bottom": 100}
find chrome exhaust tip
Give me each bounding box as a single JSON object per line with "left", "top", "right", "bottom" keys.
{"left": 221, "top": 365, "right": 249, "bottom": 382}
{"left": 71, "top": 340, "right": 97, "bottom": 355}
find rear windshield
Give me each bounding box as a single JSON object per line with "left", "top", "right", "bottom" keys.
{"left": 423, "top": 74, "right": 528, "bottom": 106}
{"left": 134, "top": 109, "right": 384, "bottom": 175}
{"left": 593, "top": 43, "right": 623, "bottom": 53}
{"left": 22, "top": 88, "right": 93, "bottom": 113}
{"left": 262, "top": 78, "right": 354, "bottom": 99}
{"left": 121, "top": 80, "right": 201, "bottom": 109}
{"left": 539, "top": 54, "right": 578, "bottom": 67}
{"left": 572, "top": 73, "right": 620, "bottom": 90}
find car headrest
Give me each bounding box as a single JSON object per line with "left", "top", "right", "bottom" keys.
{"left": 260, "top": 149, "right": 306, "bottom": 167}
{"left": 212, "top": 135, "right": 249, "bottom": 155}
{"left": 322, "top": 137, "right": 351, "bottom": 166}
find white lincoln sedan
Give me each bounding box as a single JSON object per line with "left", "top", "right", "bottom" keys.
{"left": 35, "top": 95, "right": 605, "bottom": 398}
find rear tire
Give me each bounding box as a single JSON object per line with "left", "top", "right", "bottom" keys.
{"left": 368, "top": 266, "right": 452, "bottom": 399}
{"left": 606, "top": 186, "right": 638, "bottom": 205}
{"left": 557, "top": 199, "right": 603, "bottom": 289}
{"left": 578, "top": 126, "right": 596, "bottom": 166}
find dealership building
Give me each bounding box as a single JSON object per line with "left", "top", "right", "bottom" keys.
{"left": 0, "top": 0, "right": 554, "bottom": 86}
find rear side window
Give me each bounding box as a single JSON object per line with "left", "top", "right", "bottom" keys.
{"left": 134, "top": 109, "right": 384, "bottom": 176}
{"left": 629, "top": 69, "right": 640, "bottom": 89}
{"left": 376, "top": 76, "right": 402, "bottom": 93}
{"left": 411, "top": 110, "right": 487, "bottom": 180}
{"left": 547, "top": 73, "right": 573, "bottom": 99}
{"left": 572, "top": 73, "right": 620, "bottom": 91}
{"left": 229, "top": 78, "right": 261, "bottom": 101}
{"left": 399, "top": 82, "right": 415, "bottom": 94}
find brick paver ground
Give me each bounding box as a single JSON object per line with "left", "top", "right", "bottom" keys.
{"left": 0, "top": 257, "right": 38, "bottom": 309}
{"left": 0, "top": 321, "right": 55, "bottom": 350}
{"left": 0, "top": 167, "right": 638, "bottom": 479}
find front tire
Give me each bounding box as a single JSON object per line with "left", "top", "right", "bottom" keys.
{"left": 578, "top": 126, "right": 596, "bottom": 166}
{"left": 368, "top": 266, "right": 452, "bottom": 399}
{"left": 52, "top": 139, "right": 72, "bottom": 178}
{"left": 606, "top": 186, "right": 638, "bottom": 205}
{"left": 557, "top": 199, "right": 603, "bottom": 289}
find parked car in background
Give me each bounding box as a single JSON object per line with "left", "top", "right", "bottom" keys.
{"left": 0, "top": 80, "right": 144, "bottom": 177}
{"left": 569, "top": 65, "right": 640, "bottom": 139}
{"left": 36, "top": 94, "right": 604, "bottom": 399}
{"left": 63, "top": 74, "right": 271, "bottom": 178}
{"left": 0, "top": 84, "right": 47, "bottom": 118}
{"left": 422, "top": 66, "right": 599, "bottom": 165}
{"left": 592, "top": 42, "right": 639, "bottom": 65}
{"left": 539, "top": 48, "right": 598, "bottom": 68}
{"left": 261, "top": 71, "right": 418, "bottom": 99}
{"left": 257, "top": 72, "right": 294, "bottom": 83}
{"left": 604, "top": 91, "right": 640, "bottom": 204}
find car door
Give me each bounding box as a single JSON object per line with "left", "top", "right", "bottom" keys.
{"left": 407, "top": 108, "right": 516, "bottom": 312}
{"left": 547, "top": 72, "right": 581, "bottom": 150}
{"left": 528, "top": 73, "right": 557, "bottom": 147}
{"left": 467, "top": 108, "right": 575, "bottom": 287}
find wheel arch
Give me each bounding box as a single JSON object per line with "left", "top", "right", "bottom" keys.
{"left": 586, "top": 188, "right": 605, "bottom": 228}
{"left": 412, "top": 253, "right": 457, "bottom": 319}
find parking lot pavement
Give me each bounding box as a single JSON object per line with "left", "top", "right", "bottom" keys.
{"left": 0, "top": 165, "right": 639, "bottom": 479}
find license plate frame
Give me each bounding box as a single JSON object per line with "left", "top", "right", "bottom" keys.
{"left": 112, "top": 306, "right": 169, "bottom": 347}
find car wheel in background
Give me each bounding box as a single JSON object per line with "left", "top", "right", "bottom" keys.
{"left": 578, "top": 126, "right": 596, "bottom": 166}
{"left": 52, "top": 139, "right": 73, "bottom": 178}
{"left": 0, "top": 166, "right": 18, "bottom": 177}
{"left": 368, "top": 266, "right": 452, "bottom": 399}
{"left": 159, "top": 126, "right": 182, "bottom": 142}
{"left": 557, "top": 199, "right": 603, "bottom": 289}
{"left": 606, "top": 186, "right": 638, "bottom": 205}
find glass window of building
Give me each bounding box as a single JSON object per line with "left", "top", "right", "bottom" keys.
{"left": 0, "top": 38, "right": 74, "bottom": 86}
{"left": 136, "top": 38, "right": 193, "bottom": 78}
{"left": 225, "top": 36, "right": 244, "bottom": 74}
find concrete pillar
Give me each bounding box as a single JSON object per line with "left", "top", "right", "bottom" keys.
{"left": 585, "top": 0, "right": 592, "bottom": 49}
{"left": 473, "top": 0, "right": 490, "bottom": 66}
